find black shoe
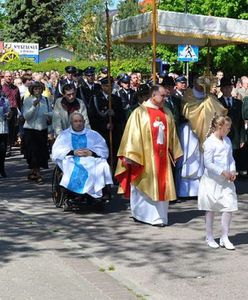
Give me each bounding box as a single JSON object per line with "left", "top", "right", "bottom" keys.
{"left": 132, "top": 217, "right": 146, "bottom": 224}
{"left": 102, "top": 185, "right": 112, "bottom": 200}
{"left": 152, "top": 223, "right": 166, "bottom": 227}
{"left": 0, "top": 171, "right": 7, "bottom": 178}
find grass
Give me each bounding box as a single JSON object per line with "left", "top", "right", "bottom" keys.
{"left": 125, "top": 286, "right": 149, "bottom": 300}
{"left": 108, "top": 264, "right": 115, "bottom": 271}
{"left": 99, "top": 267, "right": 106, "bottom": 272}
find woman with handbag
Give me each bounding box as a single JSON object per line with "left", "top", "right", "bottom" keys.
{"left": 23, "top": 81, "right": 52, "bottom": 184}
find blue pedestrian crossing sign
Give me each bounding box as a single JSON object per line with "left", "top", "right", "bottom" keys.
{"left": 178, "top": 44, "right": 199, "bottom": 62}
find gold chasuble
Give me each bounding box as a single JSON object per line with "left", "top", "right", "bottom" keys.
{"left": 115, "top": 101, "right": 183, "bottom": 202}
{"left": 182, "top": 89, "right": 227, "bottom": 147}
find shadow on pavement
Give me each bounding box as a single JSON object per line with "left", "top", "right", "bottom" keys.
{"left": 168, "top": 209, "right": 205, "bottom": 225}
{"left": 1, "top": 152, "right": 248, "bottom": 281}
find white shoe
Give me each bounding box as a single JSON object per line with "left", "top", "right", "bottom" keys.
{"left": 206, "top": 238, "right": 219, "bottom": 249}
{"left": 219, "top": 237, "right": 235, "bottom": 250}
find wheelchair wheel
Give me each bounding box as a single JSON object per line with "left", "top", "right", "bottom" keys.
{"left": 52, "top": 166, "right": 64, "bottom": 208}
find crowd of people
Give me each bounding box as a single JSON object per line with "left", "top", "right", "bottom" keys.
{"left": 1, "top": 65, "right": 248, "bottom": 250}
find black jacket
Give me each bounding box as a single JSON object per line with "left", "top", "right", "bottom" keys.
{"left": 76, "top": 80, "right": 101, "bottom": 111}
{"left": 219, "top": 96, "right": 245, "bottom": 149}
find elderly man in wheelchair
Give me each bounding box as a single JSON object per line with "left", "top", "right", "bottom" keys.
{"left": 52, "top": 112, "right": 113, "bottom": 211}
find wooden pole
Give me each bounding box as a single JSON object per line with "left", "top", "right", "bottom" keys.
{"left": 105, "top": 1, "right": 114, "bottom": 173}
{"left": 206, "top": 39, "right": 211, "bottom": 76}
{"left": 205, "top": 38, "right": 211, "bottom": 94}
{"left": 152, "top": 0, "right": 157, "bottom": 84}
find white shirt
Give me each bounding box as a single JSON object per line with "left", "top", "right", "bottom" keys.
{"left": 224, "top": 96, "right": 233, "bottom": 107}
{"left": 203, "top": 133, "right": 236, "bottom": 178}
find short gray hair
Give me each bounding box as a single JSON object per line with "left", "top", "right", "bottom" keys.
{"left": 69, "top": 112, "right": 85, "bottom": 124}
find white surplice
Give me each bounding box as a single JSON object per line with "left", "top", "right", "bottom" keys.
{"left": 52, "top": 127, "right": 113, "bottom": 197}
{"left": 176, "top": 123, "right": 204, "bottom": 197}
{"left": 198, "top": 134, "right": 238, "bottom": 212}
{"left": 130, "top": 185, "right": 169, "bottom": 225}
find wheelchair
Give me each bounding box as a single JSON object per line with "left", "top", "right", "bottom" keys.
{"left": 51, "top": 165, "right": 111, "bottom": 211}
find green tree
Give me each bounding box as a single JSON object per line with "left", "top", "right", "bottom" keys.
{"left": 0, "top": 0, "right": 6, "bottom": 36}
{"left": 62, "top": 0, "right": 106, "bottom": 58}
{"left": 4, "top": 0, "right": 66, "bottom": 48}
{"left": 62, "top": 0, "right": 150, "bottom": 62}
{"left": 116, "top": 0, "right": 141, "bottom": 20}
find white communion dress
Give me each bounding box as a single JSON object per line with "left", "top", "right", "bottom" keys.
{"left": 198, "top": 133, "right": 238, "bottom": 212}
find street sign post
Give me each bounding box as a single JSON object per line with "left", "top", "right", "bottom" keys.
{"left": 178, "top": 44, "right": 199, "bottom": 62}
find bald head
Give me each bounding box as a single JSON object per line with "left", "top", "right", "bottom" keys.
{"left": 70, "top": 112, "right": 85, "bottom": 132}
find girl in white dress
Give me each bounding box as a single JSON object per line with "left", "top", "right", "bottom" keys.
{"left": 198, "top": 115, "right": 238, "bottom": 250}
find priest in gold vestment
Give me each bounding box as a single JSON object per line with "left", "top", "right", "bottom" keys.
{"left": 115, "top": 85, "right": 183, "bottom": 226}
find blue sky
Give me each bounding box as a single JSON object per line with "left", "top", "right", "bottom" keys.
{"left": 109, "top": 0, "right": 121, "bottom": 9}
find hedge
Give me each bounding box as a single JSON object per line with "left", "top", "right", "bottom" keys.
{"left": 0, "top": 58, "right": 153, "bottom": 76}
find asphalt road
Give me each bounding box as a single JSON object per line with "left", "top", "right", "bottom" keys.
{"left": 1, "top": 151, "right": 248, "bottom": 300}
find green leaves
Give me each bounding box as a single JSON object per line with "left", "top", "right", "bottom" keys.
{"left": 1, "top": 58, "right": 152, "bottom": 77}
{"left": 117, "top": 0, "right": 141, "bottom": 20}
{"left": 3, "top": 0, "right": 67, "bottom": 48}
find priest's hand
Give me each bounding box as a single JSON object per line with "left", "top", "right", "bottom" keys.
{"left": 33, "top": 98, "right": 40, "bottom": 107}
{"left": 74, "top": 149, "right": 92, "bottom": 157}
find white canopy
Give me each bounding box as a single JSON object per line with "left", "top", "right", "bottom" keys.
{"left": 111, "top": 10, "right": 248, "bottom": 47}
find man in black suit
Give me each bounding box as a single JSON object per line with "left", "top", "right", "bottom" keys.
{"left": 76, "top": 66, "right": 101, "bottom": 111}
{"left": 162, "top": 75, "right": 181, "bottom": 135}
{"left": 55, "top": 66, "right": 77, "bottom": 100}
{"left": 173, "top": 76, "right": 187, "bottom": 101}
{"left": 219, "top": 77, "right": 245, "bottom": 172}
{"left": 89, "top": 77, "right": 125, "bottom": 167}
{"left": 115, "top": 73, "right": 137, "bottom": 122}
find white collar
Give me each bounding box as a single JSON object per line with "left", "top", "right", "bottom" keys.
{"left": 145, "top": 99, "right": 159, "bottom": 110}
{"left": 69, "top": 127, "right": 88, "bottom": 135}
{"left": 176, "top": 89, "right": 183, "bottom": 96}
